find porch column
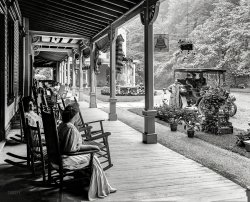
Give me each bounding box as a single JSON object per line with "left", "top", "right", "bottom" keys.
{"left": 63, "top": 60, "right": 67, "bottom": 84}
{"left": 67, "top": 56, "right": 71, "bottom": 85}
{"left": 59, "top": 62, "right": 62, "bottom": 84}
{"left": 24, "top": 17, "right": 31, "bottom": 96}
{"left": 141, "top": 0, "right": 160, "bottom": 144}
{"left": 89, "top": 43, "right": 97, "bottom": 108}
{"left": 84, "top": 70, "right": 88, "bottom": 87}
{"left": 72, "top": 53, "right": 76, "bottom": 95}
{"left": 78, "top": 50, "right": 84, "bottom": 101}
{"left": 132, "top": 63, "right": 136, "bottom": 87}
{"left": 56, "top": 62, "right": 60, "bottom": 82}
{"left": 61, "top": 62, "right": 64, "bottom": 84}
{"left": 109, "top": 26, "right": 118, "bottom": 121}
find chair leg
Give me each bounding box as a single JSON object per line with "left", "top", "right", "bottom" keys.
{"left": 59, "top": 174, "right": 63, "bottom": 192}
{"left": 104, "top": 137, "right": 113, "bottom": 169}
{"left": 48, "top": 163, "right": 52, "bottom": 184}
{"left": 41, "top": 161, "right": 46, "bottom": 184}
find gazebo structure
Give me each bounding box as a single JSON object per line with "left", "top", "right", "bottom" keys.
{"left": 0, "top": 0, "right": 161, "bottom": 144}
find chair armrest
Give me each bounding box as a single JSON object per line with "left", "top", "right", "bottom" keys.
{"left": 64, "top": 149, "right": 98, "bottom": 156}
{"left": 85, "top": 120, "right": 105, "bottom": 124}
{"left": 88, "top": 132, "right": 111, "bottom": 141}
{"left": 79, "top": 125, "right": 92, "bottom": 132}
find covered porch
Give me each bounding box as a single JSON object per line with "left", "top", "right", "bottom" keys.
{"left": 0, "top": 101, "right": 246, "bottom": 201}
{"left": 0, "top": 0, "right": 160, "bottom": 144}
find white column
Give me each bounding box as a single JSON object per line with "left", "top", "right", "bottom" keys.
{"left": 132, "top": 63, "right": 136, "bottom": 87}
{"left": 109, "top": 26, "right": 118, "bottom": 121}
{"left": 63, "top": 60, "right": 67, "bottom": 85}
{"left": 67, "top": 57, "right": 71, "bottom": 85}
{"left": 72, "top": 54, "right": 76, "bottom": 95}
{"left": 59, "top": 63, "right": 62, "bottom": 84}
{"left": 89, "top": 43, "right": 97, "bottom": 108}
{"left": 141, "top": 0, "right": 159, "bottom": 144}
{"left": 79, "top": 50, "right": 84, "bottom": 101}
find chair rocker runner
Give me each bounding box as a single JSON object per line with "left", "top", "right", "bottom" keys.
{"left": 41, "top": 108, "right": 98, "bottom": 190}
{"left": 5, "top": 99, "right": 30, "bottom": 168}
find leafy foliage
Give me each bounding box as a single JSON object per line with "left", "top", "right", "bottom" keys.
{"left": 123, "top": 0, "right": 250, "bottom": 89}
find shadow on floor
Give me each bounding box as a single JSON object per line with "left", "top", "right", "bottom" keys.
{"left": 0, "top": 164, "right": 89, "bottom": 202}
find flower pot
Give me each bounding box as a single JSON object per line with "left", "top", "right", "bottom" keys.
{"left": 170, "top": 123, "right": 178, "bottom": 131}
{"left": 244, "top": 140, "right": 250, "bottom": 152}
{"left": 187, "top": 129, "right": 195, "bottom": 138}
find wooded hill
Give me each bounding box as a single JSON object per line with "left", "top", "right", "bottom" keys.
{"left": 123, "top": 0, "right": 250, "bottom": 89}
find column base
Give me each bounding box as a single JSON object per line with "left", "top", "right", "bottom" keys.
{"left": 89, "top": 92, "right": 97, "bottom": 108}
{"left": 143, "top": 133, "right": 157, "bottom": 144}
{"left": 109, "top": 98, "right": 117, "bottom": 121}
{"left": 78, "top": 88, "right": 84, "bottom": 101}
{"left": 142, "top": 109, "right": 157, "bottom": 144}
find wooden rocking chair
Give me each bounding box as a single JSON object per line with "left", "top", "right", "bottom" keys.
{"left": 73, "top": 97, "right": 113, "bottom": 171}
{"left": 41, "top": 108, "right": 98, "bottom": 190}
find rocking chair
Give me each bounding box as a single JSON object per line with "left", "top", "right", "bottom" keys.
{"left": 73, "top": 97, "right": 113, "bottom": 170}
{"left": 41, "top": 108, "right": 98, "bottom": 190}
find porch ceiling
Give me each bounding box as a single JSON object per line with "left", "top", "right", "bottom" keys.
{"left": 19, "top": 0, "right": 144, "bottom": 39}
{"left": 19, "top": 0, "right": 159, "bottom": 66}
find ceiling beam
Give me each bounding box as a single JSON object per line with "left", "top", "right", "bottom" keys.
{"left": 100, "top": 0, "right": 132, "bottom": 9}
{"left": 62, "top": 0, "right": 119, "bottom": 18}
{"left": 32, "top": 42, "right": 79, "bottom": 48}
{"left": 36, "top": 48, "right": 73, "bottom": 53}
{"left": 29, "top": 20, "right": 93, "bottom": 37}
{"left": 92, "top": 0, "right": 161, "bottom": 42}
{"left": 20, "top": 8, "right": 101, "bottom": 33}
{"left": 79, "top": 0, "right": 127, "bottom": 14}
{"left": 30, "top": 30, "right": 88, "bottom": 40}
{"left": 19, "top": 2, "right": 107, "bottom": 29}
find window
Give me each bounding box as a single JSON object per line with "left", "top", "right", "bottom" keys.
{"left": 7, "top": 14, "right": 14, "bottom": 105}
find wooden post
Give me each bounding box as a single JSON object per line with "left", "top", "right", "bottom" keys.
{"left": 141, "top": 0, "right": 160, "bottom": 144}
{"left": 59, "top": 62, "right": 62, "bottom": 84}
{"left": 56, "top": 62, "right": 59, "bottom": 82}
{"left": 63, "top": 60, "right": 67, "bottom": 84}
{"left": 24, "top": 17, "right": 30, "bottom": 96}
{"left": 79, "top": 50, "right": 84, "bottom": 101}
{"left": 67, "top": 56, "right": 71, "bottom": 85}
{"left": 246, "top": 187, "right": 250, "bottom": 202}
{"left": 72, "top": 53, "right": 76, "bottom": 95}
{"left": 89, "top": 43, "right": 97, "bottom": 108}
{"left": 132, "top": 62, "right": 136, "bottom": 87}
{"left": 0, "top": 12, "right": 6, "bottom": 141}
{"left": 109, "top": 26, "right": 118, "bottom": 121}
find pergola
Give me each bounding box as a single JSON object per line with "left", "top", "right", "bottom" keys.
{"left": 18, "top": 0, "right": 161, "bottom": 144}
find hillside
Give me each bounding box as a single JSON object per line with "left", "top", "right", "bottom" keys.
{"left": 122, "top": 0, "right": 250, "bottom": 89}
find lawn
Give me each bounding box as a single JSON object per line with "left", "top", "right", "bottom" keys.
{"left": 82, "top": 87, "right": 144, "bottom": 102}
{"left": 128, "top": 108, "right": 250, "bottom": 159}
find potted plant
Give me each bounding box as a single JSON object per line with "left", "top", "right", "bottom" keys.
{"left": 183, "top": 110, "right": 201, "bottom": 138}
{"left": 168, "top": 108, "right": 184, "bottom": 132}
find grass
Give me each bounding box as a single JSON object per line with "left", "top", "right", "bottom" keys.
{"left": 128, "top": 108, "right": 250, "bottom": 159}
{"left": 82, "top": 87, "right": 144, "bottom": 102}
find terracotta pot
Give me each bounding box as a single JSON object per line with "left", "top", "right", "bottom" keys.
{"left": 187, "top": 129, "right": 195, "bottom": 138}
{"left": 170, "top": 123, "right": 178, "bottom": 131}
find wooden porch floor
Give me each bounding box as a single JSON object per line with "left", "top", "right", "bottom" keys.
{"left": 0, "top": 101, "right": 247, "bottom": 201}
{"left": 79, "top": 101, "right": 247, "bottom": 202}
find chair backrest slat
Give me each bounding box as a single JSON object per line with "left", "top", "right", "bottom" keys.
{"left": 41, "top": 109, "right": 62, "bottom": 167}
